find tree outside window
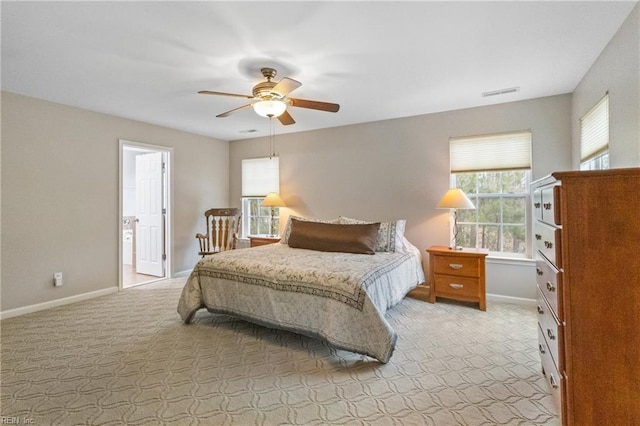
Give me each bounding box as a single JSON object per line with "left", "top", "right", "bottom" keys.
{"left": 453, "top": 170, "right": 529, "bottom": 255}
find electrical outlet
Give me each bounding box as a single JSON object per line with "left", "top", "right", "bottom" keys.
{"left": 54, "top": 272, "right": 63, "bottom": 287}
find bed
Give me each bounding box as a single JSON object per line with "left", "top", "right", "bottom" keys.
{"left": 177, "top": 216, "right": 425, "bottom": 363}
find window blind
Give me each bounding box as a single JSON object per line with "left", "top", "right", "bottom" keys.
{"left": 450, "top": 130, "right": 532, "bottom": 173}
{"left": 241, "top": 157, "right": 279, "bottom": 197}
{"left": 580, "top": 94, "right": 609, "bottom": 161}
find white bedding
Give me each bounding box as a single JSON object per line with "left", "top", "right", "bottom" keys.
{"left": 177, "top": 242, "right": 425, "bottom": 363}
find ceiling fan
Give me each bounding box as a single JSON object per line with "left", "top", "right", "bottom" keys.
{"left": 198, "top": 67, "right": 340, "bottom": 125}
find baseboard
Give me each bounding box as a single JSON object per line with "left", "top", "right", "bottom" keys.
{"left": 0, "top": 287, "right": 118, "bottom": 320}
{"left": 173, "top": 269, "right": 193, "bottom": 278}
{"left": 486, "top": 293, "right": 535, "bottom": 306}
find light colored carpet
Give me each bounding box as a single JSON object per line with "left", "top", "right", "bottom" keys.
{"left": 1, "top": 278, "right": 559, "bottom": 425}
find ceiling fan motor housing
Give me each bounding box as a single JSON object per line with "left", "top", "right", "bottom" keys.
{"left": 252, "top": 81, "right": 281, "bottom": 100}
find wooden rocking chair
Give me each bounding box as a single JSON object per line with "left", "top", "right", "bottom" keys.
{"left": 196, "top": 208, "right": 241, "bottom": 257}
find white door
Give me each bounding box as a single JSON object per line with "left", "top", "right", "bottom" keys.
{"left": 135, "top": 152, "right": 164, "bottom": 277}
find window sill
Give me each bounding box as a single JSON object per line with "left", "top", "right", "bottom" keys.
{"left": 486, "top": 255, "right": 535, "bottom": 266}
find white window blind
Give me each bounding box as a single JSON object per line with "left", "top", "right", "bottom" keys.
{"left": 450, "top": 131, "right": 532, "bottom": 173}
{"left": 580, "top": 94, "right": 609, "bottom": 161}
{"left": 241, "top": 157, "right": 279, "bottom": 197}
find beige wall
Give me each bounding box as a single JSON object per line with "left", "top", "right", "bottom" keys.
{"left": 572, "top": 3, "right": 640, "bottom": 168}
{"left": 230, "top": 94, "right": 573, "bottom": 300}
{"left": 1, "top": 92, "right": 229, "bottom": 312}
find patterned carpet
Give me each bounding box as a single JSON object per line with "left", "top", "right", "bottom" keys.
{"left": 1, "top": 278, "right": 559, "bottom": 425}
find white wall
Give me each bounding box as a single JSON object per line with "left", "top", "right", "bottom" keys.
{"left": 572, "top": 3, "right": 640, "bottom": 168}
{"left": 1, "top": 92, "right": 229, "bottom": 312}
{"left": 230, "top": 94, "right": 573, "bottom": 300}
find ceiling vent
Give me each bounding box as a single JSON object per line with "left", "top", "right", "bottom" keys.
{"left": 482, "top": 87, "right": 520, "bottom": 97}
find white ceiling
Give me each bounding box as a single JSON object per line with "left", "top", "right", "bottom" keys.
{"left": 2, "top": 1, "right": 637, "bottom": 141}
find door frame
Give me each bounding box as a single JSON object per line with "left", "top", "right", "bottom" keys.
{"left": 118, "top": 139, "right": 174, "bottom": 290}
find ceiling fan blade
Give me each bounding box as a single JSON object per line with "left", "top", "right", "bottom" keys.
{"left": 198, "top": 90, "right": 253, "bottom": 99}
{"left": 216, "top": 103, "right": 253, "bottom": 118}
{"left": 277, "top": 110, "right": 296, "bottom": 125}
{"left": 272, "top": 77, "right": 302, "bottom": 97}
{"left": 289, "top": 98, "right": 340, "bottom": 113}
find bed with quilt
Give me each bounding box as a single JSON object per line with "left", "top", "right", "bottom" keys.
{"left": 177, "top": 216, "right": 425, "bottom": 363}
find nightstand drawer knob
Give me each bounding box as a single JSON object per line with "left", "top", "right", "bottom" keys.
{"left": 449, "top": 283, "right": 464, "bottom": 289}
{"left": 539, "top": 344, "right": 546, "bottom": 354}
{"left": 546, "top": 281, "right": 556, "bottom": 292}
{"left": 449, "top": 263, "right": 463, "bottom": 269}
{"left": 537, "top": 305, "right": 544, "bottom": 315}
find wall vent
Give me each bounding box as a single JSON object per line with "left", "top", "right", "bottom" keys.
{"left": 239, "top": 129, "right": 259, "bottom": 134}
{"left": 482, "top": 87, "right": 520, "bottom": 97}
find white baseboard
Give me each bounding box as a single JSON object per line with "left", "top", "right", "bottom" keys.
{"left": 173, "top": 269, "right": 193, "bottom": 278}
{"left": 486, "top": 293, "right": 535, "bottom": 306}
{"left": 0, "top": 287, "right": 118, "bottom": 320}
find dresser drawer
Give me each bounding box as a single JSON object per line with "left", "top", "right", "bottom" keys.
{"left": 538, "top": 324, "right": 562, "bottom": 406}
{"left": 536, "top": 256, "right": 562, "bottom": 319}
{"left": 537, "top": 287, "right": 561, "bottom": 367}
{"left": 433, "top": 274, "right": 480, "bottom": 301}
{"left": 534, "top": 221, "right": 562, "bottom": 268}
{"left": 533, "top": 188, "right": 543, "bottom": 222}
{"left": 433, "top": 255, "right": 480, "bottom": 277}
{"left": 541, "top": 184, "right": 561, "bottom": 226}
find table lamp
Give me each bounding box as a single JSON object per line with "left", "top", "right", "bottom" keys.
{"left": 261, "top": 192, "right": 286, "bottom": 237}
{"left": 436, "top": 188, "right": 475, "bottom": 250}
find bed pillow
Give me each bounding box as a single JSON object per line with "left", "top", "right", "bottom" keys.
{"left": 339, "top": 216, "right": 406, "bottom": 253}
{"left": 280, "top": 215, "right": 341, "bottom": 244}
{"left": 287, "top": 219, "right": 380, "bottom": 255}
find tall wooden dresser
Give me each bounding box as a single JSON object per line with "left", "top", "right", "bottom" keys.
{"left": 532, "top": 168, "right": 640, "bottom": 425}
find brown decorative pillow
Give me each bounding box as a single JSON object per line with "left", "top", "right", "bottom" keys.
{"left": 287, "top": 218, "right": 380, "bottom": 255}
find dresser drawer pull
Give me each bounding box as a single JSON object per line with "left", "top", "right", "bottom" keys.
{"left": 539, "top": 344, "right": 546, "bottom": 354}
{"left": 537, "top": 305, "right": 544, "bottom": 315}
{"left": 547, "top": 328, "right": 556, "bottom": 340}
{"left": 543, "top": 202, "right": 552, "bottom": 211}
{"left": 549, "top": 374, "right": 559, "bottom": 389}
{"left": 536, "top": 267, "right": 543, "bottom": 276}
{"left": 535, "top": 233, "right": 542, "bottom": 240}
{"left": 546, "top": 281, "right": 556, "bottom": 292}
{"left": 534, "top": 202, "right": 541, "bottom": 208}
{"left": 544, "top": 241, "right": 553, "bottom": 249}
{"left": 449, "top": 283, "right": 464, "bottom": 290}
{"left": 448, "top": 263, "right": 463, "bottom": 269}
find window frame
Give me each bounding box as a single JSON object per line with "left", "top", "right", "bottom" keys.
{"left": 241, "top": 196, "right": 281, "bottom": 238}
{"left": 580, "top": 93, "right": 609, "bottom": 170}
{"left": 451, "top": 170, "right": 532, "bottom": 258}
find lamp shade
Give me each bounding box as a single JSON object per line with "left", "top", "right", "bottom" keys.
{"left": 253, "top": 100, "right": 287, "bottom": 118}
{"left": 436, "top": 189, "right": 475, "bottom": 210}
{"left": 261, "top": 192, "right": 286, "bottom": 208}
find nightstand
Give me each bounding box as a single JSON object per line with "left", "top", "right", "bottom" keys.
{"left": 249, "top": 235, "right": 281, "bottom": 247}
{"left": 427, "top": 245, "right": 488, "bottom": 310}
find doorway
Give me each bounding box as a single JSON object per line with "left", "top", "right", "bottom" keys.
{"left": 119, "top": 140, "right": 172, "bottom": 289}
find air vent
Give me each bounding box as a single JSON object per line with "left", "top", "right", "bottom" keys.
{"left": 482, "top": 87, "right": 520, "bottom": 97}
{"left": 239, "top": 129, "right": 259, "bottom": 134}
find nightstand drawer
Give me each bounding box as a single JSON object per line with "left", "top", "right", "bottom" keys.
{"left": 433, "top": 274, "right": 480, "bottom": 300}
{"left": 433, "top": 255, "right": 480, "bottom": 277}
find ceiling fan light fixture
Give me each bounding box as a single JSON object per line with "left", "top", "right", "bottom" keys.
{"left": 253, "top": 100, "right": 287, "bottom": 118}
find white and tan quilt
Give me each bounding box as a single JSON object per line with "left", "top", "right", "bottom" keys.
{"left": 178, "top": 242, "right": 424, "bottom": 363}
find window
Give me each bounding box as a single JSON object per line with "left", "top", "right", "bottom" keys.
{"left": 449, "top": 131, "right": 532, "bottom": 257}
{"left": 580, "top": 93, "right": 609, "bottom": 170}
{"left": 453, "top": 171, "right": 530, "bottom": 255}
{"left": 242, "top": 197, "right": 279, "bottom": 236}
{"left": 241, "top": 157, "right": 280, "bottom": 237}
